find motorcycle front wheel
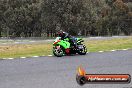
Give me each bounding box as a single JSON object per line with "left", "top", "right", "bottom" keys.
{"left": 53, "top": 46, "right": 64, "bottom": 57}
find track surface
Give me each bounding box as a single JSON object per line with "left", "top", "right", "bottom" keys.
{"left": 0, "top": 50, "right": 132, "bottom": 88}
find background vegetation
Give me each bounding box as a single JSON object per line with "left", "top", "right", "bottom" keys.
{"left": 0, "top": 0, "right": 132, "bottom": 38}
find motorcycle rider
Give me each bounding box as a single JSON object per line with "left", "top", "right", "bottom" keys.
{"left": 57, "top": 30, "right": 77, "bottom": 48}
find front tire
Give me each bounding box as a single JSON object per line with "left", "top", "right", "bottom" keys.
{"left": 53, "top": 46, "right": 64, "bottom": 57}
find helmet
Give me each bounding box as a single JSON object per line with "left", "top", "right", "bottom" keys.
{"left": 57, "top": 30, "right": 65, "bottom": 37}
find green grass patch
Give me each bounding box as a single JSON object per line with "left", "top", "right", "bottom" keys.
{"left": 0, "top": 37, "right": 132, "bottom": 58}
{"left": 85, "top": 37, "right": 132, "bottom": 52}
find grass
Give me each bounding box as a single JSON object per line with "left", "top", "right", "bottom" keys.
{"left": 85, "top": 37, "right": 132, "bottom": 52}
{"left": 0, "top": 37, "right": 132, "bottom": 58}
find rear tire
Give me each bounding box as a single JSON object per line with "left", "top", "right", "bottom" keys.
{"left": 77, "top": 45, "right": 87, "bottom": 55}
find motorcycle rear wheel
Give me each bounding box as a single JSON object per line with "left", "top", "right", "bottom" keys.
{"left": 77, "top": 45, "right": 87, "bottom": 55}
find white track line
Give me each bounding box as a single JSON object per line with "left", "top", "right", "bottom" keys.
{"left": 99, "top": 51, "right": 104, "bottom": 52}
{"left": 48, "top": 55, "right": 53, "bottom": 56}
{"left": 8, "top": 58, "right": 14, "bottom": 60}
{"left": 20, "top": 57, "right": 26, "bottom": 58}
{"left": 33, "top": 56, "right": 39, "bottom": 57}
{"left": 122, "top": 49, "right": 128, "bottom": 51}
{"left": 2, "top": 48, "right": 130, "bottom": 60}
{"left": 111, "top": 50, "right": 116, "bottom": 52}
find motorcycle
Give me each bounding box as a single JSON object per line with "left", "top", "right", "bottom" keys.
{"left": 53, "top": 37, "right": 87, "bottom": 57}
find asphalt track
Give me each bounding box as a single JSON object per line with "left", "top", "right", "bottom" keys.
{"left": 0, "top": 50, "right": 132, "bottom": 88}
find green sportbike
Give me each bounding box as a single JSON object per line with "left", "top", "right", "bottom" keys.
{"left": 53, "top": 37, "right": 87, "bottom": 57}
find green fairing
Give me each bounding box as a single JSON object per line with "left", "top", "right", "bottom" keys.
{"left": 53, "top": 37, "right": 83, "bottom": 49}
{"left": 56, "top": 40, "right": 70, "bottom": 49}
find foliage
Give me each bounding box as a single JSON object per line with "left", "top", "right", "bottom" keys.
{"left": 0, "top": 0, "right": 131, "bottom": 37}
